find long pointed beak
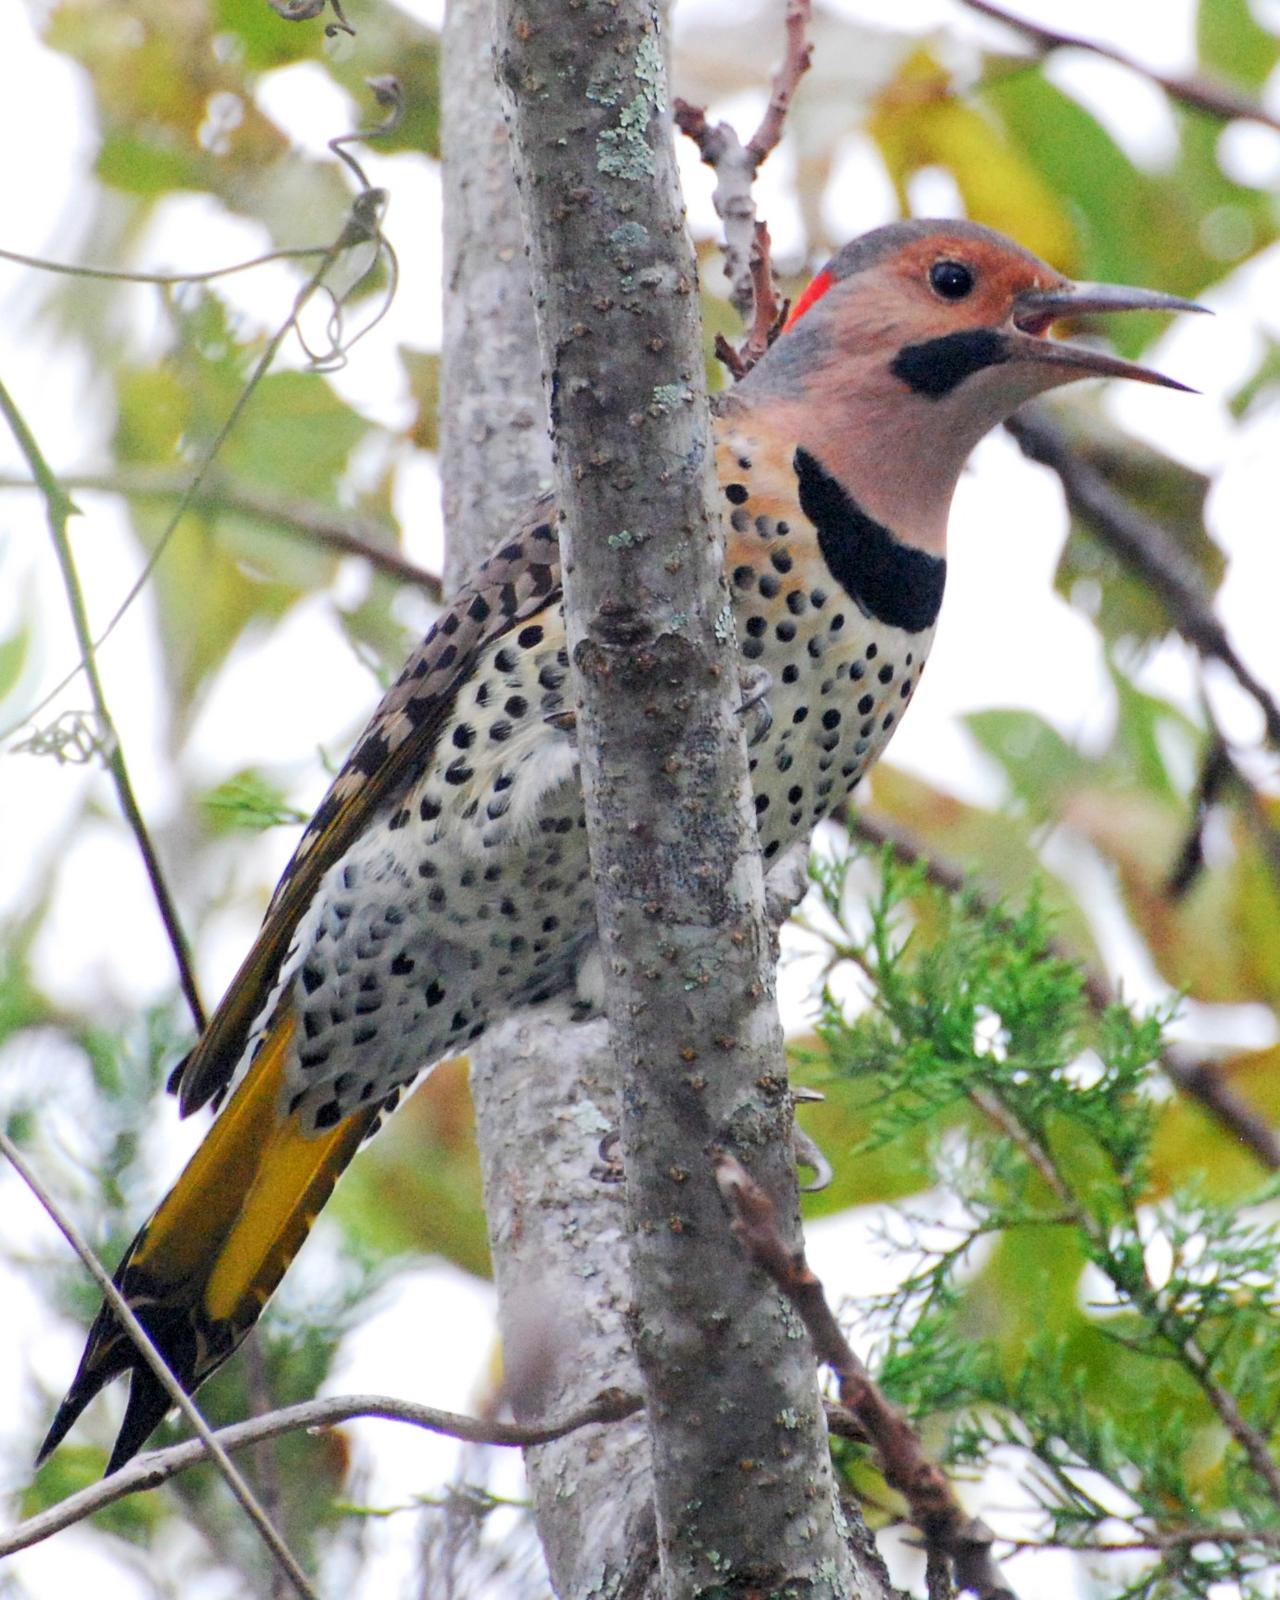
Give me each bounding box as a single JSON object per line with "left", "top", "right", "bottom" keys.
{"left": 1008, "top": 280, "right": 1209, "bottom": 392}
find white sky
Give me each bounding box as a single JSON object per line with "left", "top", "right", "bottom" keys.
{"left": 1, "top": 0, "right": 1278, "bottom": 1596}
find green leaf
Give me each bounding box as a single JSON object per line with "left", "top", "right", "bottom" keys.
{"left": 0, "top": 619, "right": 30, "bottom": 705}
{"left": 1053, "top": 411, "right": 1222, "bottom": 648}
{"left": 1197, "top": 0, "right": 1280, "bottom": 90}
{"left": 200, "top": 769, "right": 308, "bottom": 833}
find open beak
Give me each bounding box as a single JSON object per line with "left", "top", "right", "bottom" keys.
{"left": 1008, "top": 280, "right": 1209, "bottom": 392}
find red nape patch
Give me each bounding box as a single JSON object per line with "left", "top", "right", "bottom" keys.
{"left": 784, "top": 268, "right": 835, "bottom": 329}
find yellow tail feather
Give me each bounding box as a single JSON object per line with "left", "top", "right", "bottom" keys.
{"left": 133, "top": 1007, "right": 376, "bottom": 1332}
{"left": 41, "top": 1001, "right": 379, "bottom": 1472}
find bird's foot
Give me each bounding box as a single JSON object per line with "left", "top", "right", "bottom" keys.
{"left": 737, "top": 665, "right": 773, "bottom": 748}
{"left": 792, "top": 1086, "right": 834, "bottom": 1192}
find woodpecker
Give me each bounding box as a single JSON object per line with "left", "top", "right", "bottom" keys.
{"left": 40, "top": 218, "right": 1200, "bottom": 1474}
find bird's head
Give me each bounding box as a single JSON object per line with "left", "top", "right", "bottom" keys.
{"left": 743, "top": 218, "right": 1204, "bottom": 553}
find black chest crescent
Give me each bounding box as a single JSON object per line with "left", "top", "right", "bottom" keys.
{"left": 793, "top": 448, "right": 946, "bottom": 635}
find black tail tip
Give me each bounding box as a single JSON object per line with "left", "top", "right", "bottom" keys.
{"left": 37, "top": 1362, "right": 174, "bottom": 1478}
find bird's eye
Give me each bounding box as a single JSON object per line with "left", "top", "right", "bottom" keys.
{"left": 929, "top": 260, "right": 975, "bottom": 300}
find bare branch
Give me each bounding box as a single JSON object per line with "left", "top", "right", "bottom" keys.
{"left": 674, "top": 1, "right": 812, "bottom": 323}
{"left": 745, "top": 0, "right": 816, "bottom": 164}
{"left": 0, "top": 469, "right": 442, "bottom": 596}
{"left": 0, "top": 241, "right": 332, "bottom": 285}
{"left": 713, "top": 1150, "right": 1019, "bottom": 1600}
{"left": 5, "top": 1389, "right": 641, "bottom": 1558}
{"left": 0, "top": 1130, "right": 318, "bottom": 1600}
{"left": 1006, "top": 409, "right": 1280, "bottom": 750}
{"left": 958, "top": 0, "right": 1280, "bottom": 135}
{"left": 0, "top": 380, "right": 206, "bottom": 1031}
{"left": 847, "top": 808, "right": 1280, "bottom": 1171}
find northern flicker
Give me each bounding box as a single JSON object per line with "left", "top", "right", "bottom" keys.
{"left": 40, "top": 218, "right": 1199, "bottom": 1473}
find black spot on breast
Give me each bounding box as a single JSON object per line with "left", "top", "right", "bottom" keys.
{"left": 453, "top": 722, "right": 476, "bottom": 748}
{"left": 495, "top": 646, "right": 517, "bottom": 672}
{"left": 891, "top": 328, "right": 1011, "bottom": 398}
{"left": 518, "top": 624, "right": 544, "bottom": 649}
{"left": 726, "top": 483, "right": 749, "bottom": 505}
{"left": 794, "top": 449, "right": 946, "bottom": 634}
{"left": 771, "top": 548, "right": 792, "bottom": 573}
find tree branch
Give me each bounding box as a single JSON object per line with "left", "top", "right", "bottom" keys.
{"left": 713, "top": 1151, "right": 1019, "bottom": 1600}
{"left": 674, "top": 0, "right": 812, "bottom": 322}
{"left": 0, "top": 383, "right": 207, "bottom": 1032}
{"left": 0, "top": 469, "right": 442, "bottom": 596}
{"left": 958, "top": 0, "right": 1280, "bottom": 134}
{"left": 495, "top": 3, "right": 871, "bottom": 1593}
{"left": 1006, "top": 408, "right": 1280, "bottom": 750}
{"left": 0, "top": 1130, "right": 317, "bottom": 1599}
{"left": 847, "top": 808, "right": 1280, "bottom": 1171}
{"left": 3, "top": 1388, "right": 641, "bottom": 1558}
{"left": 2, "top": 179, "right": 392, "bottom": 748}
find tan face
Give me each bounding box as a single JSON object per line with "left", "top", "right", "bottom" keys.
{"left": 745, "top": 221, "right": 1200, "bottom": 555}
{"left": 869, "top": 231, "right": 1067, "bottom": 342}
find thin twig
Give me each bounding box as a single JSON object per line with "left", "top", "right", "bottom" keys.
{"left": 745, "top": 0, "right": 816, "bottom": 164}
{"left": 1, "top": 184, "right": 391, "bottom": 749}
{"left": 0, "top": 379, "right": 206, "bottom": 1030}
{"left": 0, "top": 242, "right": 330, "bottom": 286}
{"left": 1164, "top": 733, "right": 1234, "bottom": 899}
{"left": 712, "top": 1150, "right": 1018, "bottom": 1600}
{"left": 1006, "top": 408, "right": 1280, "bottom": 750}
{"left": 0, "top": 469, "right": 442, "bottom": 596}
{"left": 958, "top": 0, "right": 1280, "bottom": 135}
{"left": 0, "top": 1131, "right": 319, "bottom": 1600}
{"left": 1004, "top": 1525, "right": 1280, "bottom": 1554}
{"left": 4, "top": 1388, "right": 642, "bottom": 1558}
{"left": 847, "top": 809, "right": 1280, "bottom": 1171}
{"left": 674, "top": 0, "right": 812, "bottom": 323}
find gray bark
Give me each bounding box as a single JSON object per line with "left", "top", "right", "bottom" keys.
{"left": 439, "top": 3, "right": 660, "bottom": 1594}
{"left": 493, "top": 4, "right": 870, "bottom": 1595}
{"left": 439, "top": 0, "right": 549, "bottom": 590}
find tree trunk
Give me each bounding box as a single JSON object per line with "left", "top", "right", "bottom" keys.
{"left": 439, "top": 2, "right": 660, "bottom": 1594}
{"left": 493, "top": 3, "right": 877, "bottom": 1594}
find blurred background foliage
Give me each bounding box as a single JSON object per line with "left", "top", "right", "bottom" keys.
{"left": 1, "top": 0, "right": 1279, "bottom": 1596}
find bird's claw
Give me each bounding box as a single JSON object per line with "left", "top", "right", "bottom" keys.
{"left": 792, "top": 1087, "right": 833, "bottom": 1192}
{"left": 737, "top": 665, "right": 773, "bottom": 748}
{"left": 592, "top": 1129, "right": 625, "bottom": 1184}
